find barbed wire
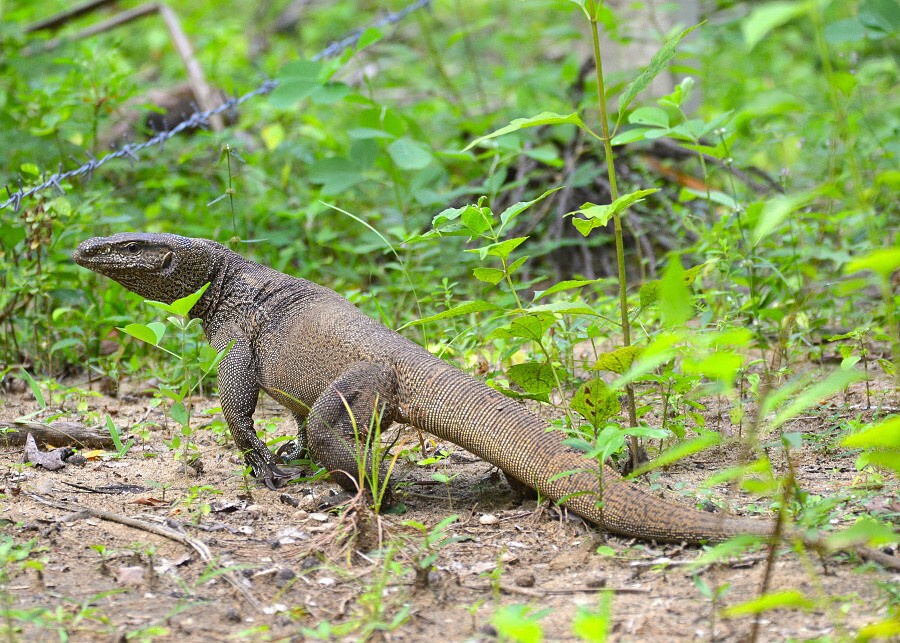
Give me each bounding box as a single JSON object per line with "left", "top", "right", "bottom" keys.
{"left": 1, "top": 0, "right": 431, "bottom": 213}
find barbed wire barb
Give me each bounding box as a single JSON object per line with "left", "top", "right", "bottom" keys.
{"left": 1, "top": 0, "right": 431, "bottom": 212}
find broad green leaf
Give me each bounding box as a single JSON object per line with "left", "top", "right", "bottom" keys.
{"left": 507, "top": 362, "right": 558, "bottom": 395}
{"left": 568, "top": 189, "right": 659, "bottom": 235}
{"left": 628, "top": 106, "right": 669, "bottom": 128}
{"left": 270, "top": 60, "right": 325, "bottom": 108}
{"left": 825, "top": 518, "right": 900, "bottom": 550}
{"left": 387, "top": 137, "right": 433, "bottom": 170}
{"left": 842, "top": 417, "right": 900, "bottom": 449}
{"left": 498, "top": 187, "right": 563, "bottom": 232}
{"left": 771, "top": 369, "right": 867, "bottom": 429}
{"left": 170, "top": 401, "right": 189, "bottom": 427}
{"left": 461, "top": 205, "right": 493, "bottom": 235}
{"left": 742, "top": 1, "right": 813, "bottom": 50}
{"left": 464, "top": 112, "right": 591, "bottom": 151}
{"left": 860, "top": 0, "right": 900, "bottom": 34}
{"left": 525, "top": 301, "right": 599, "bottom": 316}
{"left": 492, "top": 604, "right": 546, "bottom": 643}
{"left": 702, "top": 458, "right": 772, "bottom": 488}
{"left": 145, "top": 283, "right": 209, "bottom": 317}
{"left": 751, "top": 192, "right": 814, "bottom": 244}
{"left": 50, "top": 338, "right": 82, "bottom": 354}
{"left": 616, "top": 25, "right": 700, "bottom": 127}
{"left": 119, "top": 323, "right": 164, "bottom": 346}
{"left": 571, "top": 594, "right": 612, "bottom": 642}
{"left": 307, "top": 157, "right": 365, "bottom": 194}
{"left": 472, "top": 267, "right": 505, "bottom": 285}
{"left": 659, "top": 256, "right": 692, "bottom": 327}
{"left": 723, "top": 590, "right": 814, "bottom": 618}
{"left": 855, "top": 450, "right": 900, "bottom": 475}
{"left": 857, "top": 618, "right": 900, "bottom": 642}
{"left": 467, "top": 237, "right": 529, "bottom": 261}
{"left": 491, "top": 314, "right": 556, "bottom": 342}
{"left": 593, "top": 346, "right": 642, "bottom": 374}
{"left": 628, "top": 433, "right": 721, "bottom": 478}
{"left": 845, "top": 247, "right": 900, "bottom": 279}
{"left": 572, "top": 379, "right": 620, "bottom": 426}
{"left": 534, "top": 279, "right": 603, "bottom": 301}
{"left": 399, "top": 300, "right": 498, "bottom": 329}
{"left": 611, "top": 127, "right": 652, "bottom": 146}
{"left": 639, "top": 280, "right": 661, "bottom": 307}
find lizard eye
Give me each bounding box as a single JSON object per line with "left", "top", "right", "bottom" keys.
{"left": 126, "top": 242, "right": 139, "bottom": 253}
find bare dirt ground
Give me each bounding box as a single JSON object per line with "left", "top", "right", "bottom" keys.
{"left": 1, "top": 378, "right": 898, "bottom": 642}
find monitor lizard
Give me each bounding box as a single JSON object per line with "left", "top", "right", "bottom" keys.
{"left": 72, "top": 232, "right": 899, "bottom": 564}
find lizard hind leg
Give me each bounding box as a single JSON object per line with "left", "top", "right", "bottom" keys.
{"left": 306, "top": 362, "right": 400, "bottom": 500}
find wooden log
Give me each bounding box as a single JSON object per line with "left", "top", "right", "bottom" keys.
{"left": 0, "top": 420, "right": 114, "bottom": 449}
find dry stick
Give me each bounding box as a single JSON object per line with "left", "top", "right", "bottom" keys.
{"left": 0, "top": 419, "right": 114, "bottom": 449}
{"left": 23, "top": 0, "right": 118, "bottom": 33}
{"left": 27, "top": 493, "right": 263, "bottom": 612}
{"left": 460, "top": 582, "right": 649, "bottom": 596}
{"left": 157, "top": 4, "right": 224, "bottom": 130}
{"left": 37, "top": 3, "right": 161, "bottom": 52}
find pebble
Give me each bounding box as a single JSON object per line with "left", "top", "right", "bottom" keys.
{"left": 514, "top": 572, "right": 535, "bottom": 588}
{"left": 309, "top": 512, "right": 329, "bottom": 522}
{"left": 479, "top": 514, "right": 499, "bottom": 525}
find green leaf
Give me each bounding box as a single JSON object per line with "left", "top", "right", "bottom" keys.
{"left": 751, "top": 192, "right": 814, "bottom": 245}
{"left": 464, "top": 112, "right": 592, "bottom": 151}
{"left": 473, "top": 267, "right": 505, "bottom": 285}
{"left": 170, "top": 402, "right": 189, "bottom": 426}
{"left": 845, "top": 247, "right": 900, "bottom": 279}
{"left": 628, "top": 433, "right": 721, "bottom": 478}
{"left": 387, "top": 137, "right": 433, "bottom": 170}
{"left": 145, "top": 283, "right": 210, "bottom": 317}
{"left": 399, "top": 301, "right": 498, "bottom": 329}
{"left": 461, "top": 205, "right": 493, "bottom": 235}
{"left": 468, "top": 237, "right": 529, "bottom": 261}
{"left": 534, "top": 279, "right": 603, "bottom": 301}
{"left": 568, "top": 189, "right": 659, "bottom": 235}
{"left": 825, "top": 518, "right": 900, "bottom": 551}
{"left": 49, "top": 338, "right": 82, "bottom": 354}
{"left": 860, "top": 0, "right": 900, "bottom": 34}
{"left": 616, "top": 25, "right": 700, "bottom": 126}
{"left": 492, "top": 605, "right": 546, "bottom": 643}
{"left": 507, "top": 362, "right": 558, "bottom": 395}
{"left": 771, "top": 369, "right": 866, "bottom": 429}
{"left": 742, "top": 1, "right": 813, "bottom": 50}
{"left": 270, "top": 60, "right": 325, "bottom": 108}
{"left": 572, "top": 379, "right": 620, "bottom": 426}
{"left": 571, "top": 594, "right": 612, "bottom": 642}
{"left": 659, "top": 256, "right": 693, "bottom": 327}
{"left": 491, "top": 314, "right": 555, "bottom": 342}
{"left": 639, "top": 280, "right": 661, "bottom": 307}
{"left": 611, "top": 127, "right": 652, "bottom": 146}
{"left": 593, "top": 346, "right": 642, "bottom": 374}
{"left": 498, "top": 187, "right": 563, "bottom": 232}
{"left": 119, "top": 323, "right": 163, "bottom": 346}
{"left": 723, "top": 590, "right": 814, "bottom": 618}
{"left": 17, "top": 369, "right": 46, "bottom": 410}
{"left": 628, "top": 106, "right": 669, "bottom": 128}
{"left": 690, "top": 534, "right": 765, "bottom": 568}
{"left": 307, "top": 157, "right": 365, "bottom": 195}
{"left": 842, "top": 417, "right": 900, "bottom": 449}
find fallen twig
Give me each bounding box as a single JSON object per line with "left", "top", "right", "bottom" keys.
{"left": 460, "top": 582, "right": 650, "bottom": 596}
{"left": 27, "top": 493, "right": 262, "bottom": 612}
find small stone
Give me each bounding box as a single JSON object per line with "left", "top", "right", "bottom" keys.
{"left": 225, "top": 608, "right": 241, "bottom": 623}
{"left": 500, "top": 552, "right": 518, "bottom": 564}
{"left": 115, "top": 566, "right": 144, "bottom": 586}
{"left": 276, "top": 568, "right": 296, "bottom": 588}
{"left": 292, "top": 510, "right": 309, "bottom": 521}
{"left": 479, "top": 514, "right": 499, "bottom": 525}
{"left": 309, "top": 512, "right": 329, "bottom": 522}
{"left": 585, "top": 576, "right": 607, "bottom": 589}
{"left": 514, "top": 572, "right": 535, "bottom": 588}
{"left": 318, "top": 577, "right": 335, "bottom": 586}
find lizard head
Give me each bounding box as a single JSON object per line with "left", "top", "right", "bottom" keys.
{"left": 74, "top": 232, "right": 219, "bottom": 305}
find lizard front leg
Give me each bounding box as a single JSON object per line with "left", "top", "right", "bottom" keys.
{"left": 306, "top": 362, "right": 399, "bottom": 497}
{"left": 216, "top": 337, "right": 289, "bottom": 489}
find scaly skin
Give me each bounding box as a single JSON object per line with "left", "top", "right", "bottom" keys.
{"left": 73, "top": 232, "right": 779, "bottom": 544}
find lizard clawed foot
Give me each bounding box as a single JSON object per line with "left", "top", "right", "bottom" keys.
{"left": 275, "top": 439, "right": 309, "bottom": 463}
{"left": 245, "top": 452, "right": 297, "bottom": 490}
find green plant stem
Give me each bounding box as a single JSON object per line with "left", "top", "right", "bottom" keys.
{"left": 587, "top": 2, "right": 639, "bottom": 462}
